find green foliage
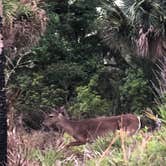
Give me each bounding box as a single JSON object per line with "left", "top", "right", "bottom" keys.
{"left": 158, "top": 103, "right": 166, "bottom": 123}
{"left": 3, "top": 0, "right": 36, "bottom": 21}
{"left": 30, "top": 148, "right": 63, "bottom": 166}
{"left": 89, "top": 132, "right": 114, "bottom": 154}
{"left": 85, "top": 128, "right": 166, "bottom": 166}
{"left": 86, "top": 157, "right": 111, "bottom": 166}
{"left": 47, "top": 0, "right": 101, "bottom": 41}
{"left": 129, "top": 129, "right": 166, "bottom": 166}
{"left": 8, "top": 0, "right": 161, "bottom": 126}
{"left": 15, "top": 72, "right": 68, "bottom": 109}
{"left": 12, "top": 0, "right": 104, "bottom": 110}
{"left": 5, "top": 0, "right": 166, "bottom": 165}
{"left": 119, "top": 68, "right": 154, "bottom": 113}
{"left": 70, "top": 75, "right": 112, "bottom": 118}
{"left": 8, "top": 127, "right": 166, "bottom": 166}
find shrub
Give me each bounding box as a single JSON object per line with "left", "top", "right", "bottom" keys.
{"left": 70, "top": 76, "right": 112, "bottom": 118}
{"left": 120, "top": 68, "right": 154, "bottom": 113}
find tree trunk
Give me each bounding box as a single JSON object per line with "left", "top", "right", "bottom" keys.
{"left": 0, "top": 1, "right": 7, "bottom": 165}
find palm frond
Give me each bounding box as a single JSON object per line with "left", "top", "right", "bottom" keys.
{"left": 3, "top": 0, "right": 18, "bottom": 27}
{"left": 120, "top": 0, "right": 135, "bottom": 12}
{"left": 3, "top": 0, "right": 47, "bottom": 56}
{"left": 128, "top": 0, "right": 165, "bottom": 26}
{"left": 101, "top": 0, "right": 132, "bottom": 49}
{"left": 128, "top": 0, "right": 146, "bottom": 23}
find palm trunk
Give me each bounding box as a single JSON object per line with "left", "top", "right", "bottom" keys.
{"left": 0, "top": 1, "right": 7, "bottom": 165}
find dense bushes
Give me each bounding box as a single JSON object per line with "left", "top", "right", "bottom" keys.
{"left": 70, "top": 75, "right": 112, "bottom": 118}
{"left": 8, "top": 0, "right": 161, "bottom": 126}
{"left": 119, "top": 68, "right": 154, "bottom": 113}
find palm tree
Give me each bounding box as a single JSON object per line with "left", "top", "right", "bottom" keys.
{"left": 3, "top": 0, "right": 47, "bottom": 84}
{"left": 0, "top": 0, "right": 47, "bottom": 165}
{"left": 102, "top": 0, "right": 166, "bottom": 96}
{"left": 0, "top": 1, "right": 7, "bottom": 165}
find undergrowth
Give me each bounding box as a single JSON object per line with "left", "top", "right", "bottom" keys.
{"left": 8, "top": 126, "right": 166, "bottom": 166}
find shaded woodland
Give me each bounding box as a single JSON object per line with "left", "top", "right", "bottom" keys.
{"left": 0, "top": 0, "right": 166, "bottom": 165}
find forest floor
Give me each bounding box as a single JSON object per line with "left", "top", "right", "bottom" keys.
{"left": 7, "top": 126, "right": 166, "bottom": 166}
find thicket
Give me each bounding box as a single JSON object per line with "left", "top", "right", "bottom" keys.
{"left": 7, "top": 0, "right": 165, "bottom": 129}
{"left": 3, "top": 0, "right": 166, "bottom": 166}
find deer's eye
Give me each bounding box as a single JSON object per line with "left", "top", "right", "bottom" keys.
{"left": 49, "top": 115, "right": 54, "bottom": 118}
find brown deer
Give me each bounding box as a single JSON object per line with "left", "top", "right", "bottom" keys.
{"left": 43, "top": 107, "right": 141, "bottom": 147}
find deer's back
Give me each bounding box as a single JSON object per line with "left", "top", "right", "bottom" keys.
{"left": 72, "top": 114, "right": 140, "bottom": 139}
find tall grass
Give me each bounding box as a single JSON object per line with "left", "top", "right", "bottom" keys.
{"left": 8, "top": 126, "right": 166, "bottom": 166}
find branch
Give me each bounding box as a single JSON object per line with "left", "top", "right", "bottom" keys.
{"left": 5, "top": 50, "right": 32, "bottom": 86}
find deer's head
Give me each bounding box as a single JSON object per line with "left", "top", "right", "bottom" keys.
{"left": 42, "top": 107, "right": 67, "bottom": 130}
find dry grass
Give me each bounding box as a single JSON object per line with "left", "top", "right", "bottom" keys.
{"left": 7, "top": 126, "right": 166, "bottom": 166}
{"left": 8, "top": 129, "right": 39, "bottom": 166}
{"left": 8, "top": 128, "right": 64, "bottom": 166}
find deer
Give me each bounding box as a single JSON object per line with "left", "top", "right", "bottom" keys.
{"left": 43, "top": 107, "right": 142, "bottom": 148}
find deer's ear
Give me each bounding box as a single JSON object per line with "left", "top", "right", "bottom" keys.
{"left": 60, "top": 105, "right": 65, "bottom": 109}
{"left": 59, "top": 106, "right": 65, "bottom": 112}
{"left": 58, "top": 106, "right": 66, "bottom": 115}
{"left": 58, "top": 113, "right": 64, "bottom": 119}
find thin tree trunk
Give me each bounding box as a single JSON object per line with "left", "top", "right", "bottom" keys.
{"left": 0, "top": 1, "right": 7, "bottom": 165}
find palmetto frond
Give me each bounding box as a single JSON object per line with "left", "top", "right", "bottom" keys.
{"left": 102, "top": 0, "right": 133, "bottom": 51}
{"left": 129, "top": 0, "right": 165, "bottom": 28}
{"left": 102, "top": 0, "right": 166, "bottom": 59}
{"left": 3, "top": 0, "right": 18, "bottom": 27}
{"left": 131, "top": 0, "right": 165, "bottom": 59}
{"left": 3, "top": 0, "right": 47, "bottom": 56}
{"left": 102, "top": 0, "right": 166, "bottom": 94}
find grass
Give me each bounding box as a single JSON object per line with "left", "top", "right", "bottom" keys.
{"left": 8, "top": 126, "right": 166, "bottom": 166}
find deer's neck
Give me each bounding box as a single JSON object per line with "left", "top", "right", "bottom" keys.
{"left": 57, "top": 119, "right": 75, "bottom": 135}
